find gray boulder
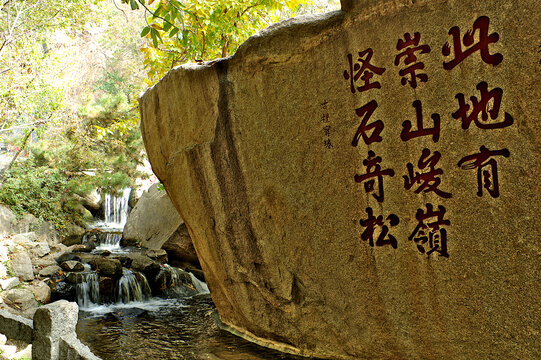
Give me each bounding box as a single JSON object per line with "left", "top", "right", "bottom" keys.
{"left": 89, "top": 257, "right": 122, "bottom": 278}
{"left": 0, "top": 205, "right": 15, "bottom": 236}
{"left": 38, "top": 265, "right": 61, "bottom": 278}
{"left": 10, "top": 252, "right": 34, "bottom": 281}
{"left": 3, "top": 289, "right": 38, "bottom": 312}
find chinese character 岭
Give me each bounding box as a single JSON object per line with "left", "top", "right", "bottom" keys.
{"left": 457, "top": 145, "right": 510, "bottom": 198}
{"left": 360, "top": 207, "right": 399, "bottom": 248}
{"left": 344, "top": 49, "right": 387, "bottom": 93}
{"left": 442, "top": 16, "right": 503, "bottom": 70}
{"left": 408, "top": 203, "right": 450, "bottom": 257}
{"left": 355, "top": 150, "right": 395, "bottom": 203}
{"left": 394, "top": 32, "right": 431, "bottom": 88}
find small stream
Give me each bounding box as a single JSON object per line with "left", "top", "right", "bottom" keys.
{"left": 75, "top": 190, "right": 305, "bottom": 360}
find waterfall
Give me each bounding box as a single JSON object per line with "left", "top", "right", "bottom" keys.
{"left": 76, "top": 271, "right": 100, "bottom": 308}
{"left": 94, "top": 232, "right": 122, "bottom": 252}
{"left": 117, "top": 270, "right": 151, "bottom": 303}
{"left": 189, "top": 273, "right": 210, "bottom": 295}
{"left": 103, "top": 188, "right": 131, "bottom": 228}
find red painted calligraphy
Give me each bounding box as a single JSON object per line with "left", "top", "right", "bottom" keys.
{"left": 457, "top": 146, "right": 510, "bottom": 198}
{"left": 344, "top": 49, "right": 386, "bottom": 93}
{"left": 351, "top": 100, "right": 384, "bottom": 146}
{"left": 355, "top": 151, "right": 395, "bottom": 203}
{"left": 408, "top": 203, "right": 450, "bottom": 257}
{"left": 403, "top": 148, "right": 452, "bottom": 199}
{"left": 394, "top": 32, "right": 431, "bottom": 88}
{"left": 453, "top": 81, "right": 514, "bottom": 130}
{"left": 360, "top": 208, "right": 399, "bottom": 249}
{"left": 401, "top": 100, "right": 440, "bottom": 142}
{"left": 442, "top": 16, "right": 503, "bottom": 70}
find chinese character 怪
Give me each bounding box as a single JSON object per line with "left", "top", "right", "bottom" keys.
{"left": 408, "top": 203, "right": 450, "bottom": 257}
{"left": 351, "top": 100, "right": 384, "bottom": 146}
{"left": 452, "top": 81, "right": 514, "bottom": 130}
{"left": 360, "top": 207, "right": 399, "bottom": 248}
{"left": 442, "top": 16, "right": 503, "bottom": 70}
{"left": 401, "top": 100, "right": 440, "bottom": 143}
{"left": 394, "top": 32, "right": 431, "bottom": 88}
{"left": 344, "top": 49, "right": 387, "bottom": 93}
{"left": 355, "top": 150, "right": 395, "bottom": 203}
{"left": 457, "top": 145, "right": 510, "bottom": 198}
{"left": 403, "top": 148, "right": 452, "bottom": 199}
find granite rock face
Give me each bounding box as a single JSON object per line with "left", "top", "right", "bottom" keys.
{"left": 139, "top": 1, "right": 540, "bottom": 359}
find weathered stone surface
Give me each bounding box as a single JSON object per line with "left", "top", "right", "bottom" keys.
{"left": 10, "top": 252, "right": 34, "bottom": 281}
{"left": 139, "top": 1, "right": 540, "bottom": 359}
{"left": 29, "top": 280, "right": 52, "bottom": 304}
{"left": 88, "top": 258, "right": 122, "bottom": 278}
{"left": 0, "top": 206, "right": 15, "bottom": 236}
{"left": 0, "top": 309, "right": 33, "bottom": 343}
{"left": 0, "top": 277, "right": 20, "bottom": 291}
{"left": 63, "top": 224, "right": 86, "bottom": 246}
{"left": 39, "top": 265, "right": 62, "bottom": 278}
{"left": 122, "top": 183, "right": 187, "bottom": 250}
{"left": 145, "top": 249, "right": 168, "bottom": 263}
{"left": 161, "top": 223, "right": 200, "bottom": 268}
{"left": 126, "top": 253, "right": 160, "bottom": 278}
{"left": 3, "top": 289, "right": 38, "bottom": 312}
{"left": 60, "top": 261, "right": 85, "bottom": 272}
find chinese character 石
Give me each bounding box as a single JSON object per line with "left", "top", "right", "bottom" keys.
{"left": 352, "top": 100, "right": 384, "bottom": 146}
{"left": 394, "top": 32, "right": 431, "bottom": 88}
{"left": 408, "top": 203, "right": 450, "bottom": 257}
{"left": 452, "top": 81, "right": 514, "bottom": 130}
{"left": 344, "top": 49, "right": 387, "bottom": 93}
{"left": 457, "top": 145, "right": 510, "bottom": 198}
{"left": 401, "top": 100, "right": 440, "bottom": 143}
{"left": 355, "top": 151, "right": 395, "bottom": 203}
{"left": 360, "top": 207, "right": 399, "bottom": 248}
{"left": 403, "top": 148, "right": 452, "bottom": 199}
{"left": 442, "top": 16, "right": 503, "bottom": 70}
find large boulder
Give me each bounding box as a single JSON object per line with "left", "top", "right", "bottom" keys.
{"left": 10, "top": 251, "right": 34, "bottom": 281}
{"left": 161, "top": 224, "right": 199, "bottom": 268}
{"left": 139, "top": 1, "right": 540, "bottom": 359}
{"left": 0, "top": 205, "right": 15, "bottom": 236}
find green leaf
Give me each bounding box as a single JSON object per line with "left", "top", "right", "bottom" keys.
{"left": 140, "top": 26, "right": 151, "bottom": 37}
{"left": 130, "top": 0, "right": 139, "bottom": 10}
{"left": 169, "top": 27, "right": 179, "bottom": 38}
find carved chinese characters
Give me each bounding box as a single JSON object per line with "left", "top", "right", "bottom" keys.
{"left": 341, "top": 15, "right": 513, "bottom": 257}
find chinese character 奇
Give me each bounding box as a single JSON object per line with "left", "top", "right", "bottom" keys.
{"left": 355, "top": 150, "right": 395, "bottom": 203}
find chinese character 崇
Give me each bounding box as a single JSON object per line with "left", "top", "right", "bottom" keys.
{"left": 355, "top": 151, "right": 395, "bottom": 203}
{"left": 442, "top": 16, "right": 503, "bottom": 70}
{"left": 457, "top": 145, "right": 510, "bottom": 198}
{"left": 394, "top": 32, "right": 431, "bottom": 88}
{"left": 360, "top": 207, "right": 399, "bottom": 249}
{"left": 344, "top": 49, "right": 387, "bottom": 93}
{"left": 408, "top": 203, "right": 450, "bottom": 257}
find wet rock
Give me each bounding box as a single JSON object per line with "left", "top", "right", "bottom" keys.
{"left": 55, "top": 253, "right": 81, "bottom": 264}
{"left": 49, "top": 281, "right": 76, "bottom": 303}
{"left": 126, "top": 253, "right": 160, "bottom": 278}
{"left": 89, "top": 257, "right": 122, "bottom": 278}
{"left": 10, "top": 252, "right": 34, "bottom": 281}
{"left": 99, "top": 277, "right": 115, "bottom": 303}
{"left": 162, "top": 223, "right": 200, "bottom": 268}
{"left": 38, "top": 265, "right": 61, "bottom": 278}
{"left": 145, "top": 249, "right": 168, "bottom": 263}
{"left": 80, "top": 188, "right": 101, "bottom": 212}
{"left": 60, "top": 260, "right": 85, "bottom": 272}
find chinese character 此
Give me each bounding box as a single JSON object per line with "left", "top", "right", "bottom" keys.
{"left": 360, "top": 207, "right": 399, "bottom": 248}
{"left": 352, "top": 100, "right": 384, "bottom": 146}
{"left": 442, "top": 16, "right": 503, "bottom": 70}
{"left": 452, "top": 81, "right": 514, "bottom": 130}
{"left": 401, "top": 100, "right": 440, "bottom": 143}
{"left": 408, "top": 203, "right": 450, "bottom": 257}
{"left": 344, "top": 49, "right": 387, "bottom": 93}
{"left": 355, "top": 150, "right": 395, "bottom": 203}
{"left": 403, "top": 148, "right": 452, "bottom": 199}
{"left": 457, "top": 145, "right": 510, "bottom": 198}
{"left": 394, "top": 32, "right": 431, "bottom": 88}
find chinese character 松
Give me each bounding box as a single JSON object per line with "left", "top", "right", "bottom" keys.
{"left": 360, "top": 207, "right": 399, "bottom": 249}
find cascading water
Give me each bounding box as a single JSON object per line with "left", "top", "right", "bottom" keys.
{"left": 117, "top": 270, "right": 152, "bottom": 303}
{"left": 93, "top": 232, "right": 123, "bottom": 252}
{"left": 189, "top": 272, "right": 210, "bottom": 294}
{"left": 102, "top": 188, "right": 131, "bottom": 229}
{"left": 76, "top": 271, "right": 100, "bottom": 308}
